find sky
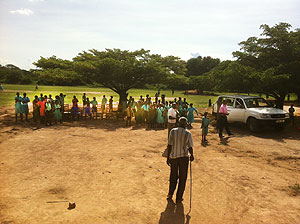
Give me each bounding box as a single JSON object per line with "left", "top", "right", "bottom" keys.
{"left": 0, "top": 0, "right": 299, "bottom": 70}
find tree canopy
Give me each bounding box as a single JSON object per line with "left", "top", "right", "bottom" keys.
{"left": 232, "top": 22, "right": 300, "bottom": 108}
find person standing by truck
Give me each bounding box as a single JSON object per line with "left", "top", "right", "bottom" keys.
{"left": 218, "top": 100, "right": 233, "bottom": 138}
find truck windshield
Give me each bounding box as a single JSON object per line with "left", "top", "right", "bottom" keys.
{"left": 244, "top": 98, "right": 270, "bottom": 108}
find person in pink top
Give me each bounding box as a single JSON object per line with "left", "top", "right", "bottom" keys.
{"left": 218, "top": 100, "right": 233, "bottom": 138}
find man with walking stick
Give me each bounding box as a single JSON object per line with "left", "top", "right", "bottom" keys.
{"left": 166, "top": 117, "right": 194, "bottom": 204}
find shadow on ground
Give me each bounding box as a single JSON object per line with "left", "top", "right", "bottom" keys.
{"left": 159, "top": 199, "right": 191, "bottom": 224}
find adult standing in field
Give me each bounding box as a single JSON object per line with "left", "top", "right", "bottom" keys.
{"left": 0, "top": 83, "right": 4, "bottom": 91}
{"left": 218, "top": 100, "right": 233, "bottom": 139}
{"left": 15, "top": 92, "right": 23, "bottom": 122}
{"left": 167, "top": 103, "right": 178, "bottom": 138}
{"left": 101, "top": 95, "right": 107, "bottom": 112}
{"left": 166, "top": 117, "right": 194, "bottom": 203}
{"left": 21, "top": 93, "right": 30, "bottom": 122}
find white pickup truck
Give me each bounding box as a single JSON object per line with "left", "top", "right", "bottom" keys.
{"left": 212, "top": 95, "right": 289, "bottom": 131}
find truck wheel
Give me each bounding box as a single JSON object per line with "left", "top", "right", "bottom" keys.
{"left": 247, "top": 117, "right": 259, "bottom": 132}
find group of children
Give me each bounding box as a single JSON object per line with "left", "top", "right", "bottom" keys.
{"left": 124, "top": 95, "right": 201, "bottom": 129}
{"left": 15, "top": 92, "right": 65, "bottom": 125}
{"left": 14, "top": 92, "right": 210, "bottom": 140}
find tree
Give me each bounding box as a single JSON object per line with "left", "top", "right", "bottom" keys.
{"left": 208, "top": 61, "right": 260, "bottom": 94}
{"left": 33, "top": 56, "right": 83, "bottom": 86}
{"left": 186, "top": 56, "right": 220, "bottom": 77}
{"left": 73, "top": 49, "right": 176, "bottom": 108}
{"left": 233, "top": 23, "right": 300, "bottom": 108}
{"left": 0, "top": 64, "right": 37, "bottom": 84}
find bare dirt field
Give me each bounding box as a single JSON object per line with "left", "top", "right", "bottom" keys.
{"left": 0, "top": 107, "right": 300, "bottom": 224}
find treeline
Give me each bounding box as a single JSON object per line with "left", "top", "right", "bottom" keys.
{"left": 0, "top": 64, "right": 38, "bottom": 84}
{"left": 1, "top": 22, "right": 299, "bottom": 108}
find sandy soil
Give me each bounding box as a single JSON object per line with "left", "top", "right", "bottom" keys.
{"left": 0, "top": 107, "right": 300, "bottom": 224}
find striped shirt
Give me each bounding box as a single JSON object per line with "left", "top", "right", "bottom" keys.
{"left": 168, "top": 127, "right": 193, "bottom": 159}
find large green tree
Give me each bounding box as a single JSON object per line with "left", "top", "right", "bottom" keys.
{"left": 0, "top": 64, "right": 36, "bottom": 84}
{"left": 33, "top": 56, "right": 83, "bottom": 85}
{"left": 73, "top": 49, "right": 185, "bottom": 106}
{"left": 233, "top": 23, "right": 300, "bottom": 108}
{"left": 186, "top": 56, "right": 220, "bottom": 77}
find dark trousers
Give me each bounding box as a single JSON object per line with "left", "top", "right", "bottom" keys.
{"left": 168, "top": 157, "right": 189, "bottom": 200}
{"left": 218, "top": 115, "right": 231, "bottom": 137}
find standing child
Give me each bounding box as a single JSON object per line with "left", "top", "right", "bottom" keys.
{"left": 37, "top": 97, "right": 46, "bottom": 123}
{"left": 85, "top": 98, "right": 92, "bottom": 119}
{"left": 90, "top": 97, "right": 98, "bottom": 119}
{"left": 54, "top": 100, "right": 62, "bottom": 124}
{"left": 102, "top": 95, "right": 107, "bottom": 112}
{"left": 14, "top": 92, "right": 23, "bottom": 122}
{"left": 201, "top": 112, "right": 210, "bottom": 143}
{"left": 125, "top": 104, "right": 133, "bottom": 126}
{"left": 45, "top": 99, "right": 52, "bottom": 126}
{"left": 21, "top": 93, "right": 30, "bottom": 121}
{"left": 187, "top": 103, "right": 198, "bottom": 128}
{"left": 109, "top": 96, "right": 113, "bottom": 112}
{"left": 289, "top": 104, "right": 295, "bottom": 125}
{"left": 32, "top": 95, "right": 40, "bottom": 123}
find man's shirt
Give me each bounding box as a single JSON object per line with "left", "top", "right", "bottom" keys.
{"left": 168, "top": 108, "right": 177, "bottom": 124}
{"left": 168, "top": 127, "right": 193, "bottom": 159}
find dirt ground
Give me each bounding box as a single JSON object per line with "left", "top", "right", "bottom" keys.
{"left": 0, "top": 107, "right": 300, "bottom": 224}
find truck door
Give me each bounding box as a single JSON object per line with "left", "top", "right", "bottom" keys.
{"left": 229, "top": 98, "right": 246, "bottom": 122}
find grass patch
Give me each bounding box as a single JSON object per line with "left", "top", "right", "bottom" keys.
{"left": 0, "top": 84, "right": 217, "bottom": 108}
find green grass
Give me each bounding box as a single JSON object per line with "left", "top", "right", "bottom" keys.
{"left": 1, "top": 84, "right": 297, "bottom": 109}
{"left": 0, "top": 84, "right": 217, "bottom": 108}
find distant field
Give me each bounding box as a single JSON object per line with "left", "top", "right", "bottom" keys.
{"left": 1, "top": 84, "right": 297, "bottom": 109}
{"left": 0, "top": 84, "right": 217, "bottom": 108}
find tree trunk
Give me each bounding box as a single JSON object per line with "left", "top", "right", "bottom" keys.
{"left": 117, "top": 89, "right": 128, "bottom": 112}
{"left": 274, "top": 94, "right": 286, "bottom": 109}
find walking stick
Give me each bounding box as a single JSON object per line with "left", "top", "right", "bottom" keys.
{"left": 186, "top": 159, "right": 192, "bottom": 221}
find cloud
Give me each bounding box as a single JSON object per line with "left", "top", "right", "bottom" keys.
{"left": 28, "top": 0, "right": 44, "bottom": 2}
{"left": 10, "top": 8, "right": 34, "bottom": 16}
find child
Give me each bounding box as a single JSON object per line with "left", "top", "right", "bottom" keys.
{"left": 15, "top": 92, "right": 23, "bottom": 122}
{"left": 32, "top": 95, "right": 40, "bottom": 123}
{"left": 72, "top": 95, "right": 79, "bottom": 120}
{"left": 22, "top": 93, "right": 30, "bottom": 121}
{"left": 54, "top": 100, "right": 62, "bottom": 124}
{"left": 187, "top": 103, "right": 198, "bottom": 128}
{"left": 109, "top": 96, "right": 113, "bottom": 112}
{"left": 125, "top": 105, "right": 132, "bottom": 126}
{"left": 156, "top": 104, "right": 165, "bottom": 129}
{"left": 289, "top": 104, "right": 295, "bottom": 125}
{"left": 148, "top": 104, "right": 157, "bottom": 128}
{"left": 90, "top": 97, "right": 98, "bottom": 119}
{"left": 201, "top": 112, "right": 210, "bottom": 143}
{"left": 45, "top": 99, "right": 52, "bottom": 126}
{"left": 37, "top": 97, "right": 46, "bottom": 123}
{"left": 85, "top": 98, "right": 92, "bottom": 120}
